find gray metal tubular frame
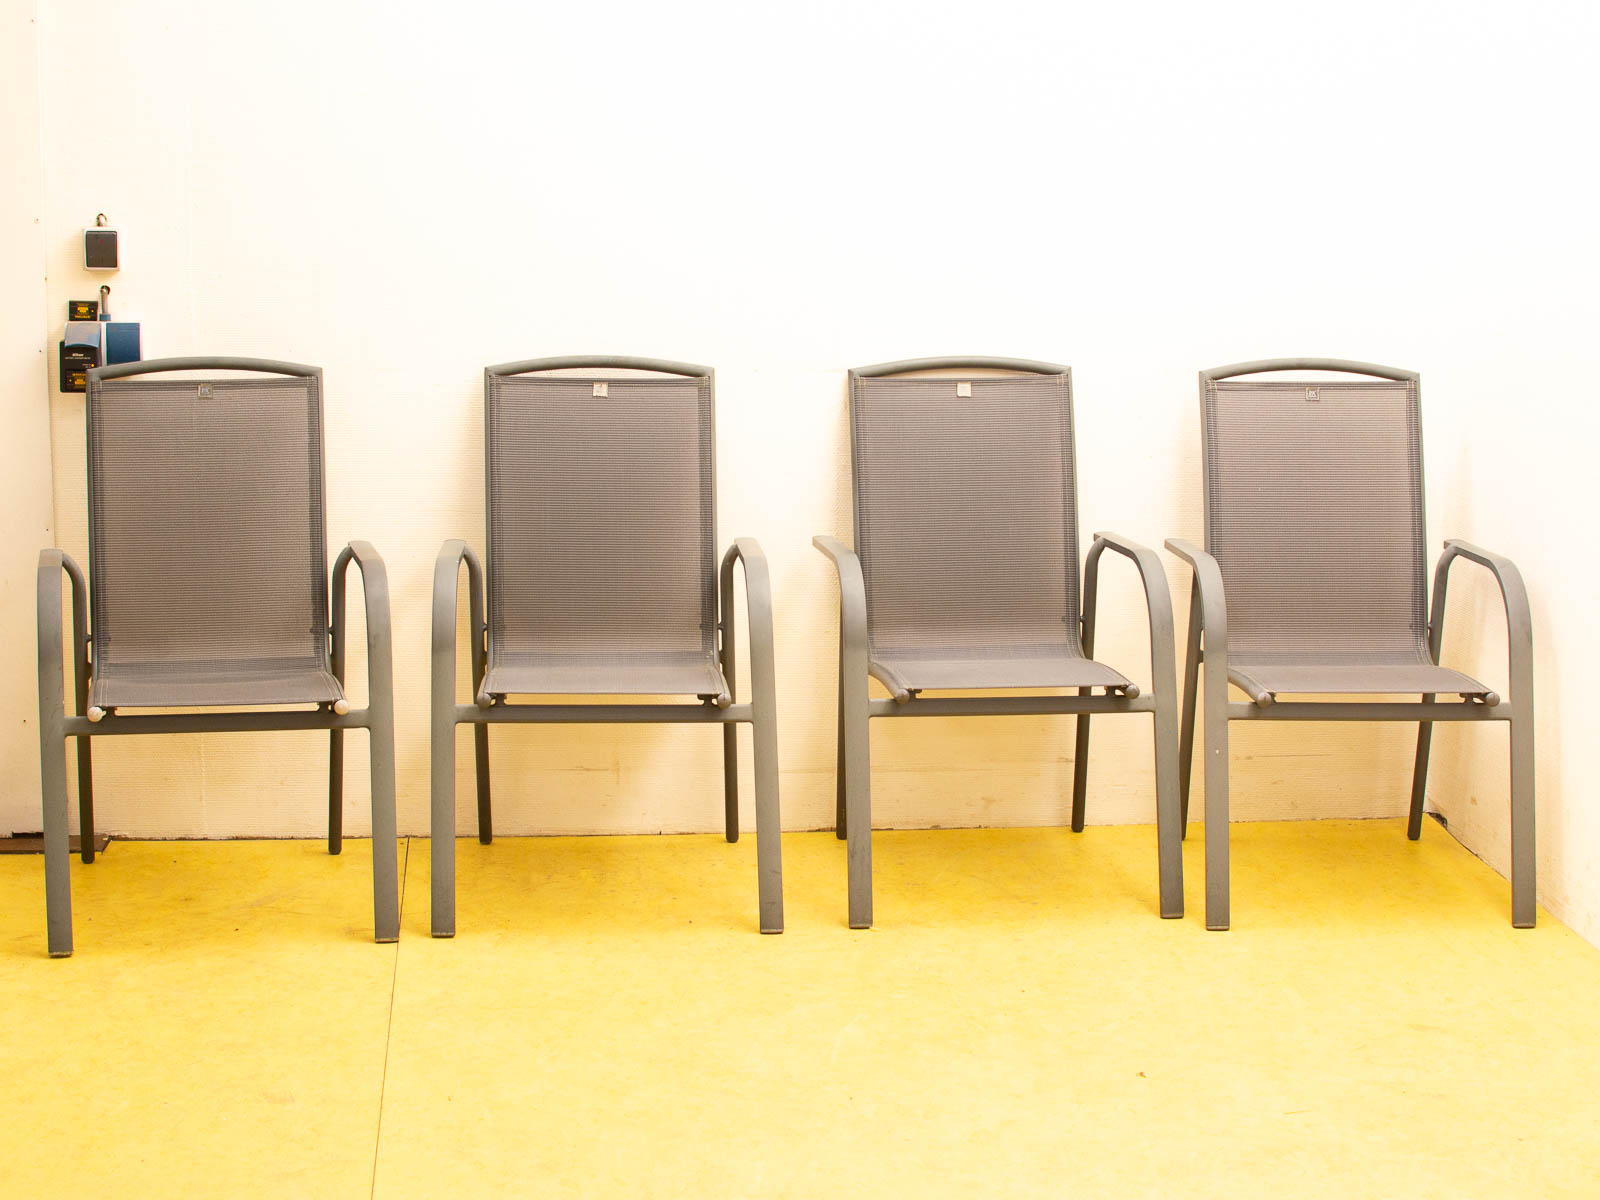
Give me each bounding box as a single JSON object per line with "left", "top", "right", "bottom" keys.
{"left": 430, "top": 357, "right": 782, "bottom": 937}
{"left": 37, "top": 358, "right": 399, "bottom": 957}
{"left": 816, "top": 357, "right": 1183, "bottom": 929}
{"left": 1170, "top": 358, "right": 1534, "bottom": 931}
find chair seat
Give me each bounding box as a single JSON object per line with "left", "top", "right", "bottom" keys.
{"left": 90, "top": 658, "right": 344, "bottom": 709}
{"left": 482, "top": 650, "right": 728, "bottom": 699}
{"left": 869, "top": 644, "right": 1133, "bottom": 694}
{"left": 1228, "top": 653, "right": 1493, "bottom": 702}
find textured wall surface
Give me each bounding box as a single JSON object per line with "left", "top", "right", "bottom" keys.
{"left": 7, "top": 2, "right": 1598, "bottom": 942}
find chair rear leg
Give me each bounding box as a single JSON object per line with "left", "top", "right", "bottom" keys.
{"left": 76, "top": 738, "right": 96, "bottom": 863}
{"left": 328, "top": 728, "right": 344, "bottom": 854}
{"left": 1070, "top": 699, "right": 1093, "bottom": 832}
{"left": 1178, "top": 581, "right": 1202, "bottom": 837}
{"left": 1408, "top": 710, "right": 1434, "bottom": 841}
{"left": 474, "top": 724, "right": 493, "bottom": 844}
{"left": 1509, "top": 711, "right": 1535, "bottom": 928}
{"left": 722, "top": 724, "right": 739, "bottom": 843}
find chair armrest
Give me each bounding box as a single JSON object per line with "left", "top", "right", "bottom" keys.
{"left": 37, "top": 550, "right": 92, "bottom": 719}
{"left": 332, "top": 541, "right": 395, "bottom": 720}
{"left": 1164, "top": 538, "right": 1229, "bottom": 661}
{"left": 718, "top": 537, "right": 775, "bottom": 710}
{"left": 432, "top": 539, "right": 488, "bottom": 708}
{"left": 813, "top": 536, "right": 888, "bottom": 698}
{"left": 1431, "top": 540, "right": 1532, "bottom": 709}
{"left": 1084, "top": 532, "right": 1179, "bottom": 699}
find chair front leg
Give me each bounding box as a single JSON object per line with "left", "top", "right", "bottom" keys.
{"left": 430, "top": 540, "right": 484, "bottom": 938}
{"left": 335, "top": 543, "right": 400, "bottom": 944}
{"left": 723, "top": 540, "right": 783, "bottom": 932}
{"left": 1087, "top": 533, "right": 1183, "bottom": 919}
{"left": 1431, "top": 540, "right": 1536, "bottom": 928}
{"left": 815, "top": 537, "right": 872, "bottom": 929}
{"left": 1168, "top": 539, "right": 1230, "bottom": 930}
{"left": 38, "top": 551, "right": 86, "bottom": 957}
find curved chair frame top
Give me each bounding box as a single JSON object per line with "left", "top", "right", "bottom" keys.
{"left": 1201, "top": 357, "right": 1418, "bottom": 383}
{"left": 851, "top": 356, "right": 1068, "bottom": 379}
{"left": 485, "top": 355, "right": 711, "bottom": 379}
{"left": 89, "top": 357, "right": 321, "bottom": 381}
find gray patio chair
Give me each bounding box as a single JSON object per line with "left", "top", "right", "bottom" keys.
{"left": 1168, "top": 358, "right": 1533, "bottom": 931}
{"left": 814, "top": 357, "right": 1182, "bottom": 929}
{"left": 431, "top": 356, "right": 782, "bottom": 935}
{"left": 36, "top": 357, "right": 400, "bottom": 957}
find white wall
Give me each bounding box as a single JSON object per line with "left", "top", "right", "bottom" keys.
{"left": 10, "top": 2, "right": 1599, "bottom": 940}
{"left": 2, "top": 0, "right": 57, "bottom": 839}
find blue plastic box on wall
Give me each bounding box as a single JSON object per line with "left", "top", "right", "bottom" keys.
{"left": 103, "top": 321, "right": 141, "bottom": 365}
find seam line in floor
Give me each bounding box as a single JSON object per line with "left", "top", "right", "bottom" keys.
{"left": 370, "top": 836, "right": 409, "bottom": 1200}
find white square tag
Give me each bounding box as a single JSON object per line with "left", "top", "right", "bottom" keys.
{"left": 956, "top": 382, "right": 972, "bottom": 398}
{"left": 593, "top": 382, "right": 608, "bottom": 398}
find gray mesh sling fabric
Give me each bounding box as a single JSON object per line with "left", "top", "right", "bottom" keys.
{"left": 849, "top": 369, "right": 1129, "bottom": 693}
{"left": 481, "top": 372, "right": 724, "bottom": 698}
{"left": 86, "top": 373, "right": 341, "bottom": 708}
{"left": 1201, "top": 377, "right": 1488, "bottom": 700}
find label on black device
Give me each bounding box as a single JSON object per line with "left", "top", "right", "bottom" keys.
{"left": 68, "top": 299, "right": 99, "bottom": 320}
{"left": 59, "top": 343, "right": 97, "bottom": 393}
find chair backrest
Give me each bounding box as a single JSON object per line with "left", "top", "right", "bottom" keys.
{"left": 1199, "top": 359, "right": 1428, "bottom": 659}
{"left": 483, "top": 357, "right": 717, "bottom": 663}
{"left": 848, "top": 358, "right": 1082, "bottom": 655}
{"left": 85, "top": 358, "right": 332, "bottom": 686}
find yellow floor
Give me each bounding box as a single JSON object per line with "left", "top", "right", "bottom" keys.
{"left": 3, "top": 823, "right": 1599, "bottom": 1198}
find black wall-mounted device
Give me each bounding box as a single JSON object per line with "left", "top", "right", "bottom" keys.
{"left": 85, "top": 215, "right": 118, "bottom": 270}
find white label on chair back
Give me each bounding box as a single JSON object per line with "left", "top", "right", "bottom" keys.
{"left": 593, "top": 382, "right": 608, "bottom": 398}
{"left": 956, "top": 382, "right": 972, "bottom": 398}
{"left": 198, "top": 383, "right": 214, "bottom": 400}
{"left": 1305, "top": 387, "right": 1320, "bottom": 402}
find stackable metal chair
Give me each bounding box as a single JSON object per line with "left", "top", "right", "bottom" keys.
{"left": 36, "top": 358, "right": 399, "bottom": 957}
{"left": 815, "top": 357, "right": 1182, "bottom": 929}
{"left": 431, "top": 356, "right": 782, "bottom": 935}
{"left": 1167, "top": 358, "right": 1533, "bottom": 930}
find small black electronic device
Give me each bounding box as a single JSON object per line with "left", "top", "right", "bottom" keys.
{"left": 85, "top": 214, "right": 118, "bottom": 270}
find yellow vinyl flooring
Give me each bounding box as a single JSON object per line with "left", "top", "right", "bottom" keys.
{"left": 3, "top": 821, "right": 1599, "bottom": 1199}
